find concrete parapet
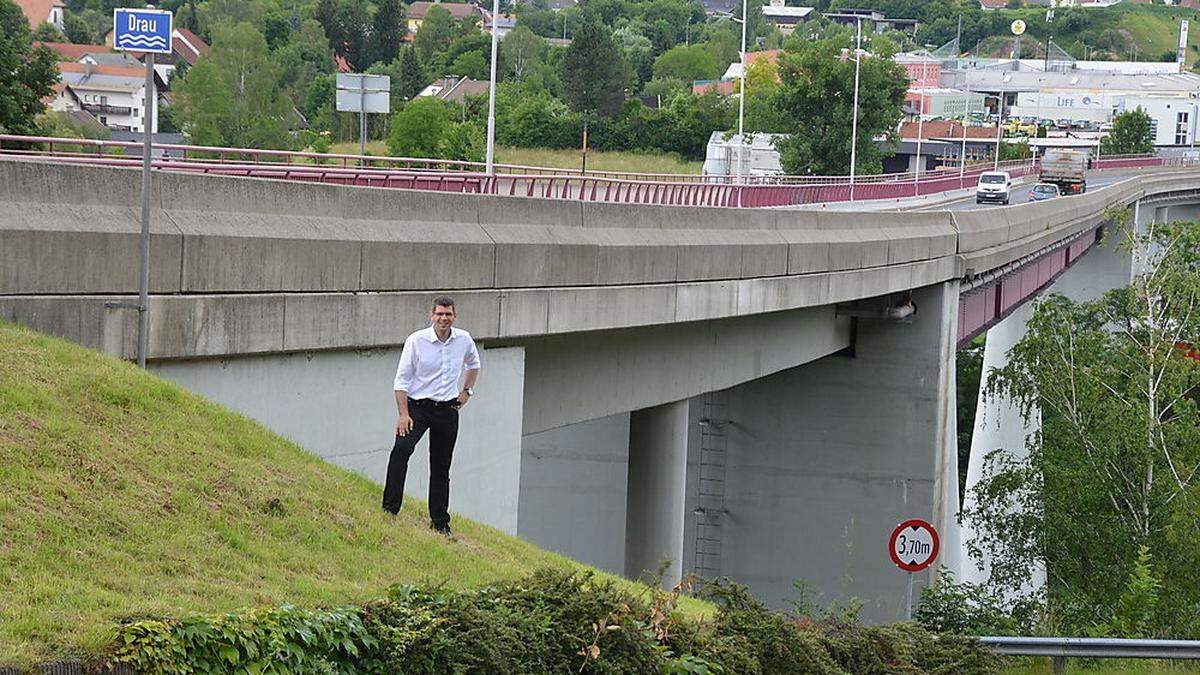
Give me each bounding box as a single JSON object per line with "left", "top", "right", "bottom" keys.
{"left": 0, "top": 294, "right": 137, "bottom": 357}
{"left": 0, "top": 202, "right": 181, "bottom": 294}
{"left": 0, "top": 159, "right": 966, "bottom": 298}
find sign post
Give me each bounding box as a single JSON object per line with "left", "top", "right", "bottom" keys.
{"left": 1011, "top": 19, "right": 1026, "bottom": 60}
{"left": 888, "top": 519, "right": 940, "bottom": 620}
{"left": 1178, "top": 20, "right": 1190, "bottom": 73}
{"left": 113, "top": 6, "right": 172, "bottom": 368}
{"left": 335, "top": 73, "right": 391, "bottom": 162}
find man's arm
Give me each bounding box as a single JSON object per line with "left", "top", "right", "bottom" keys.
{"left": 394, "top": 339, "right": 416, "bottom": 435}
{"left": 456, "top": 339, "right": 482, "bottom": 408}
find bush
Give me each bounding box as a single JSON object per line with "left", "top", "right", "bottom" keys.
{"left": 105, "top": 570, "right": 1001, "bottom": 674}
{"left": 914, "top": 570, "right": 1025, "bottom": 636}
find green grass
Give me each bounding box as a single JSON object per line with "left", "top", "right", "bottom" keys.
{"left": 323, "top": 141, "right": 702, "bottom": 174}
{"left": 495, "top": 146, "right": 702, "bottom": 175}
{"left": 0, "top": 322, "right": 708, "bottom": 668}
{"left": 1004, "top": 659, "right": 1200, "bottom": 674}
{"left": 986, "top": 4, "right": 1200, "bottom": 66}
{"left": 1117, "top": 7, "right": 1200, "bottom": 66}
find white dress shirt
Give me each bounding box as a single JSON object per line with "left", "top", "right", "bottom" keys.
{"left": 393, "top": 325, "right": 481, "bottom": 401}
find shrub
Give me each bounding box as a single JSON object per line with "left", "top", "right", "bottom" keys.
{"left": 105, "top": 570, "right": 1001, "bottom": 674}
{"left": 106, "top": 605, "right": 374, "bottom": 674}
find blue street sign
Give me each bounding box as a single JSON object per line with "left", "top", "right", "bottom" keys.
{"left": 113, "top": 8, "right": 173, "bottom": 54}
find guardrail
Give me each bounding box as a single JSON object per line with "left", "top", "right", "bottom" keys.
{"left": 979, "top": 636, "right": 1200, "bottom": 673}
{"left": 0, "top": 134, "right": 1167, "bottom": 208}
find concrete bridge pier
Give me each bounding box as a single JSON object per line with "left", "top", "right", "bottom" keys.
{"left": 658, "top": 282, "right": 963, "bottom": 621}
{"left": 625, "top": 399, "right": 696, "bottom": 587}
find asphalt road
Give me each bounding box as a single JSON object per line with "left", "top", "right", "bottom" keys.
{"left": 942, "top": 173, "right": 1132, "bottom": 212}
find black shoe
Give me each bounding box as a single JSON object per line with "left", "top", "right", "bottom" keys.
{"left": 432, "top": 523, "right": 454, "bottom": 539}
{"left": 383, "top": 504, "right": 400, "bottom": 515}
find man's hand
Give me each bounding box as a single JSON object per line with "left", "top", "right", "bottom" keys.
{"left": 454, "top": 390, "right": 471, "bottom": 410}
{"left": 396, "top": 414, "right": 414, "bottom": 436}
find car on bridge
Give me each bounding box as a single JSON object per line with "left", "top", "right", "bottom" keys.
{"left": 975, "top": 171, "right": 1012, "bottom": 205}
{"left": 1028, "top": 183, "right": 1061, "bottom": 202}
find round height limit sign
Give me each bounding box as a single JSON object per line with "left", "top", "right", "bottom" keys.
{"left": 889, "top": 519, "right": 939, "bottom": 572}
{"left": 890, "top": 519, "right": 939, "bottom": 619}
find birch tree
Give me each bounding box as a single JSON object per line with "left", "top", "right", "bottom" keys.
{"left": 963, "top": 216, "right": 1200, "bottom": 634}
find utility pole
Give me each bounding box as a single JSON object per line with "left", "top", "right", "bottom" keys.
{"left": 849, "top": 17, "right": 863, "bottom": 201}
{"left": 736, "top": 0, "right": 748, "bottom": 205}
{"left": 485, "top": 0, "right": 500, "bottom": 174}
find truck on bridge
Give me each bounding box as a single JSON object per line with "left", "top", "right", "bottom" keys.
{"left": 1038, "top": 148, "right": 1089, "bottom": 195}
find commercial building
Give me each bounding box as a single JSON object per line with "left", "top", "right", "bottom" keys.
{"left": 1113, "top": 96, "right": 1199, "bottom": 146}
{"left": 907, "top": 88, "right": 988, "bottom": 117}
{"left": 941, "top": 62, "right": 1200, "bottom": 147}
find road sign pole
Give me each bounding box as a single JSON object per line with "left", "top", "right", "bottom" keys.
{"left": 905, "top": 571, "right": 914, "bottom": 620}
{"left": 112, "top": 5, "right": 171, "bottom": 366}
{"left": 136, "top": 50, "right": 154, "bottom": 368}
{"left": 359, "top": 88, "right": 366, "bottom": 163}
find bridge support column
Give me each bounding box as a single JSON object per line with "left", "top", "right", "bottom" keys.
{"left": 704, "top": 282, "right": 960, "bottom": 621}
{"left": 960, "top": 224, "right": 1139, "bottom": 593}
{"left": 625, "top": 399, "right": 697, "bottom": 588}
{"left": 958, "top": 302, "right": 1044, "bottom": 593}
{"left": 518, "top": 413, "right": 632, "bottom": 575}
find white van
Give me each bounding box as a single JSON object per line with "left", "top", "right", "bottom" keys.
{"left": 975, "top": 171, "right": 1012, "bottom": 205}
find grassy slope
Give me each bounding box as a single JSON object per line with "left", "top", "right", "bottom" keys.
{"left": 987, "top": 5, "right": 1200, "bottom": 67}
{"left": 1117, "top": 6, "right": 1200, "bottom": 66}
{"left": 0, "top": 322, "right": 706, "bottom": 667}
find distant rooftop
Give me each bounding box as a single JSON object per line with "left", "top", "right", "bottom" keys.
{"left": 944, "top": 68, "right": 1200, "bottom": 94}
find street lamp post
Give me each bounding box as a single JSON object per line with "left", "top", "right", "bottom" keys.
{"left": 736, "top": 0, "right": 748, "bottom": 206}
{"left": 485, "top": 0, "right": 500, "bottom": 174}
{"left": 849, "top": 17, "right": 862, "bottom": 201}
{"left": 913, "top": 110, "right": 924, "bottom": 196}
{"left": 992, "top": 94, "right": 1003, "bottom": 170}
{"left": 959, "top": 93, "right": 969, "bottom": 185}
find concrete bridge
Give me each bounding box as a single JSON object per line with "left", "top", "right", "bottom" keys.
{"left": 3, "top": 157, "right": 1199, "bottom": 620}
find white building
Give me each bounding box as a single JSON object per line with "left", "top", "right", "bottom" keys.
{"left": 1114, "top": 96, "right": 1199, "bottom": 147}
{"left": 54, "top": 62, "right": 163, "bottom": 133}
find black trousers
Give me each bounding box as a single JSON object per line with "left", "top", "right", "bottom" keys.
{"left": 381, "top": 401, "right": 459, "bottom": 528}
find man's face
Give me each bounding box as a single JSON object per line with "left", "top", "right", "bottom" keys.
{"left": 431, "top": 304, "right": 456, "bottom": 331}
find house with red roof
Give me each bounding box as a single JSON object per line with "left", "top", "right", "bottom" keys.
{"left": 171, "top": 27, "right": 210, "bottom": 66}
{"left": 14, "top": 0, "right": 64, "bottom": 31}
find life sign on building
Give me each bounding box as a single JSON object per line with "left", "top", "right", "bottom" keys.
{"left": 113, "top": 8, "right": 173, "bottom": 54}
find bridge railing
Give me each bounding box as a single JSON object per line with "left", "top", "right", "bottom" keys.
{"left": 0, "top": 134, "right": 1170, "bottom": 207}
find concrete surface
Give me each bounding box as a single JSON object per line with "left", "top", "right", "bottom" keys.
{"left": 704, "top": 282, "right": 961, "bottom": 622}
{"left": 519, "top": 414, "right": 631, "bottom": 575}
{"left": 626, "top": 399, "right": 694, "bottom": 588}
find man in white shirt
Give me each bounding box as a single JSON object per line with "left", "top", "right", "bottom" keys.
{"left": 383, "top": 296, "right": 481, "bottom": 537}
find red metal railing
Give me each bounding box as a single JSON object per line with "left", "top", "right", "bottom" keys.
{"left": 0, "top": 134, "right": 1168, "bottom": 208}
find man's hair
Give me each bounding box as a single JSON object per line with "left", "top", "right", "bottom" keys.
{"left": 432, "top": 296, "right": 455, "bottom": 311}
